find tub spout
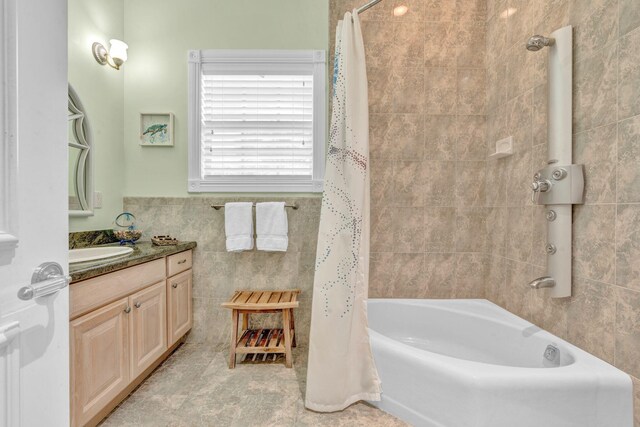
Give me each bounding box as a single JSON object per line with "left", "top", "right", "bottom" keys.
{"left": 529, "top": 276, "right": 556, "bottom": 289}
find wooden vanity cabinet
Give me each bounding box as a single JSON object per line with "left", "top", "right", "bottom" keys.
{"left": 70, "top": 249, "right": 193, "bottom": 427}
{"left": 167, "top": 270, "right": 192, "bottom": 347}
{"left": 70, "top": 298, "right": 130, "bottom": 427}
{"left": 129, "top": 281, "right": 167, "bottom": 378}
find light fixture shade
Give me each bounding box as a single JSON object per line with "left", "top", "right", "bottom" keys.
{"left": 109, "top": 39, "right": 128, "bottom": 62}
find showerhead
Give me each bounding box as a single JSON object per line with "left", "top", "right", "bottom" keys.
{"left": 526, "top": 35, "right": 555, "bottom": 51}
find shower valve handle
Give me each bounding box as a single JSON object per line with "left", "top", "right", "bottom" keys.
{"left": 531, "top": 179, "right": 551, "bottom": 203}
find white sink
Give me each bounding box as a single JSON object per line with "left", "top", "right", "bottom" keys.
{"left": 69, "top": 246, "right": 134, "bottom": 264}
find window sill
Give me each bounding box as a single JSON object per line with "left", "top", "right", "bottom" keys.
{"left": 188, "top": 179, "right": 323, "bottom": 193}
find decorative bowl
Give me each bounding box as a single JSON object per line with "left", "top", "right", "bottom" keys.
{"left": 113, "top": 229, "right": 142, "bottom": 244}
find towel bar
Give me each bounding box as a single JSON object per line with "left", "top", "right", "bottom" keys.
{"left": 211, "top": 203, "right": 298, "bottom": 210}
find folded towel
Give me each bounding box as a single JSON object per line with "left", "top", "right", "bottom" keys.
{"left": 256, "top": 202, "right": 288, "bottom": 252}
{"left": 224, "top": 202, "right": 254, "bottom": 252}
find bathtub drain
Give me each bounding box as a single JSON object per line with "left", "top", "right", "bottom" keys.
{"left": 544, "top": 344, "right": 559, "bottom": 362}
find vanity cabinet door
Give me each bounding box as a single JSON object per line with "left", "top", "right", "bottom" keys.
{"left": 129, "top": 281, "right": 167, "bottom": 378}
{"left": 167, "top": 269, "right": 193, "bottom": 346}
{"left": 70, "top": 297, "right": 130, "bottom": 427}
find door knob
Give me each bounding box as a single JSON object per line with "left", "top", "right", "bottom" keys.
{"left": 18, "top": 262, "right": 70, "bottom": 300}
{"left": 124, "top": 306, "right": 131, "bottom": 313}
{"left": 172, "top": 283, "right": 178, "bottom": 288}
{"left": 135, "top": 302, "right": 142, "bottom": 308}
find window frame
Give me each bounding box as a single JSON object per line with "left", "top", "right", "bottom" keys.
{"left": 187, "top": 49, "right": 326, "bottom": 193}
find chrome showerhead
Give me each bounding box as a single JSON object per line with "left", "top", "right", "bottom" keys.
{"left": 526, "top": 35, "right": 555, "bottom": 51}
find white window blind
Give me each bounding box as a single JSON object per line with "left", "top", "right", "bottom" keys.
{"left": 201, "top": 74, "right": 314, "bottom": 177}
{"left": 188, "top": 49, "right": 326, "bottom": 193}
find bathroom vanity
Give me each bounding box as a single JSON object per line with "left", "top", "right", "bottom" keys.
{"left": 68, "top": 242, "right": 196, "bottom": 427}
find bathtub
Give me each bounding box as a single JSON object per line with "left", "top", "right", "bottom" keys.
{"left": 367, "top": 299, "right": 632, "bottom": 427}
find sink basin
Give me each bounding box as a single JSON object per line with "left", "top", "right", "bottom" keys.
{"left": 69, "top": 246, "right": 134, "bottom": 264}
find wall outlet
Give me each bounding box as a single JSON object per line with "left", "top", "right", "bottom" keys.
{"left": 94, "top": 191, "right": 103, "bottom": 209}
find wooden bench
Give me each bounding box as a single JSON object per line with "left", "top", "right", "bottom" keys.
{"left": 222, "top": 290, "right": 300, "bottom": 368}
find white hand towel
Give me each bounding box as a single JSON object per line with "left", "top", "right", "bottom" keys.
{"left": 256, "top": 202, "right": 288, "bottom": 252}
{"left": 224, "top": 202, "right": 254, "bottom": 252}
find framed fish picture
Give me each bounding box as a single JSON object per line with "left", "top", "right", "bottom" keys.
{"left": 140, "top": 113, "right": 174, "bottom": 146}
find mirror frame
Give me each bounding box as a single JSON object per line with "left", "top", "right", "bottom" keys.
{"left": 68, "top": 84, "right": 94, "bottom": 217}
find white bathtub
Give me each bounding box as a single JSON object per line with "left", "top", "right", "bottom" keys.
{"left": 367, "top": 299, "right": 632, "bottom": 427}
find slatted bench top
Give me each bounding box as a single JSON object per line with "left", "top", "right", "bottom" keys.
{"left": 222, "top": 289, "right": 300, "bottom": 310}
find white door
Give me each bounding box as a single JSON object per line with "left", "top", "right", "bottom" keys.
{"left": 0, "top": 0, "right": 70, "bottom": 426}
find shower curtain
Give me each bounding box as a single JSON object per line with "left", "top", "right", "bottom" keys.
{"left": 305, "top": 10, "right": 381, "bottom": 412}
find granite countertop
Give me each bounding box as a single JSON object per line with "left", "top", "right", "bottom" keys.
{"left": 69, "top": 241, "right": 197, "bottom": 283}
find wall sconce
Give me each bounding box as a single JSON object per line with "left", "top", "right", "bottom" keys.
{"left": 92, "top": 39, "right": 128, "bottom": 70}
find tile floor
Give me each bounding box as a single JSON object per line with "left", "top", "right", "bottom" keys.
{"left": 100, "top": 343, "right": 407, "bottom": 426}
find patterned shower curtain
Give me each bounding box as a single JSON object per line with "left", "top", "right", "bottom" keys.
{"left": 305, "top": 10, "right": 381, "bottom": 412}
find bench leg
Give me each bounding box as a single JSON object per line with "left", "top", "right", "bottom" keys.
{"left": 229, "top": 309, "right": 239, "bottom": 369}
{"left": 242, "top": 312, "right": 249, "bottom": 330}
{"left": 290, "top": 309, "right": 297, "bottom": 348}
{"left": 282, "top": 309, "right": 293, "bottom": 368}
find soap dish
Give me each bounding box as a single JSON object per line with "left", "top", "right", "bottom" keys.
{"left": 488, "top": 136, "right": 513, "bottom": 159}
{"left": 152, "top": 235, "right": 179, "bottom": 246}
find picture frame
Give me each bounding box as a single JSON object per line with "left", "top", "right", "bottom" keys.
{"left": 139, "top": 113, "right": 174, "bottom": 146}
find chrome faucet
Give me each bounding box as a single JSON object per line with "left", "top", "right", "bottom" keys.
{"left": 528, "top": 276, "right": 556, "bottom": 289}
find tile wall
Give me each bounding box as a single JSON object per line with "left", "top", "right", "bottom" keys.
{"left": 485, "top": 0, "right": 640, "bottom": 422}
{"left": 331, "top": 0, "right": 489, "bottom": 300}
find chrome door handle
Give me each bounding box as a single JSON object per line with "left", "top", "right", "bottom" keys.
{"left": 18, "top": 262, "right": 70, "bottom": 301}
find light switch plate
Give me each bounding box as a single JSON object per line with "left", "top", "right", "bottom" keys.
{"left": 94, "top": 191, "right": 103, "bottom": 209}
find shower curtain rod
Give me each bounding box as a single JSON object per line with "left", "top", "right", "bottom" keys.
{"left": 356, "top": 0, "right": 383, "bottom": 14}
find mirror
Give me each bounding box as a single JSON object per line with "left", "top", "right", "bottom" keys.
{"left": 68, "top": 85, "right": 93, "bottom": 216}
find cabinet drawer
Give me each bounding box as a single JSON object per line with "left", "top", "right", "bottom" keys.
{"left": 70, "top": 259, "right": 165, "bottom": 320}
{"left": 167, "top": 250, "right": 192, "bottom": 277}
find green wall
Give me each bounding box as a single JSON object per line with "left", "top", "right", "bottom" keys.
{"left": 68, "top": 0, "right": 125, "bottom": 231}
{"left": 122, "top": 0, "right": 329, "bottom": 197}
{"left": 68, "top": 0, "right": 328, "bottom": 232}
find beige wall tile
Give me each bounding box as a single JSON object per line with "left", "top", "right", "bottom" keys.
{"left": 619, "top": 29, "right": 640, "bottom": 120}
{"left": 424, "top": 22, "right": 458, "bottom": 68}
{"left": 616, "top": 204, "right": 640, "bottom": 291}
{"left": 618, "top": 114, "right": 640, "bottom": 203}
{"left": 620, "top": 0, "right": 640, "bottom": 36}
{"left": 572, "top": 204, "right": 616, "bottom": 284}
{"left": 457, "top": 20, "right": 486, "bottom": 68}
{"left": 424, "top": 160, "right": 457, "bottom": 206}
{"left": 615, "top": 287, "right": 640, "bottom": 377}
{"left": 424, "top": 253, "right": 457, "bottom": 298}
{"left": 393, "top": 207, "right": 425, "bottom": 252}
{"left": 394, "top": 161, "right": 426, "bottom": 206}
{"left": 506, "top": 206, "right": 533, "bottom": 262}
{"left": 425, "top": 67, "right": 458, "bottom": 114}
{"left": 425, "top": 0, "right": 457, "bottom": 22}
{"left": 395, "top": 21, "right": 426, "bottom": 67}
{"left": 506, "top": 0, "right": 534, "bottom": 48}
{"left": 425, "top": 115, "right": 457, "bottom": 160}
{"left": 457, "top": 0, "right": 487, "bottom": 22}
{"left": 573, "top": 123, "right": 617, "bottom": 204}
{"left": 573, "top": 0, "right": 618, "bottom": 62}
{"left": 457, "top": 68, "right": 487, "bottom": 115}
{"left": 457, "top": 115, "right": 487, "bottom": 160}
{"left": 455, "top": 207, "right": 488, "bottom": 252}
{"left": 424, "top": 207, "right": 457, "bottom": 252}
{"left": 573, "top": 42, "right": 618, "bottom": 132}
{"left": 454, "top": 253, "right": 488, "bottom": 298}
{"left": 566, "top": 277, "right": 616, "bottom": 364}
{"left": 455, "top": 161, "right": 487, "bottom": 206}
